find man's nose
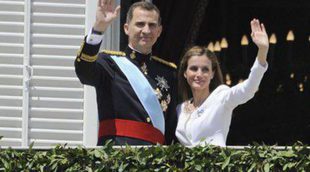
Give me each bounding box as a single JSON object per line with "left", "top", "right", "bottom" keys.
{"left": 142, "top": 25, "right": 151, "bottom": 33}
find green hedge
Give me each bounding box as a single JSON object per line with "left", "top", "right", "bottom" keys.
{"left": 0, "top": 141, "right": 309, "bottom": 172}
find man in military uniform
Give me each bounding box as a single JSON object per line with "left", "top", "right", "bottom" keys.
{"left": 75, "top": 0, "right": 178, "bottom": 145}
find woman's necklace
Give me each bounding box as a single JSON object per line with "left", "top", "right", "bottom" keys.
{"left": 184, "top": 94, "right": 209, "bottom": 115}
{"left": 184, "top": 99, "right": 202, "bottom": 114}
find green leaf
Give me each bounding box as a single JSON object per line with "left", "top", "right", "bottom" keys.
{"left": 222, "top": 156, "right": 230, "bottom": 170}
{"left": 195, "top": 164, "right": 202, "bottom": 171}
{"left": 263, "top": 163, "right": 270, "bottom": 172}
{"left": 248, "top": 163, "right": 256, "bottom": 172}
{"left": 278, "top": 150, "right": 297, "bottom": 158}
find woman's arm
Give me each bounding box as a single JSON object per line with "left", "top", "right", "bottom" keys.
{"left": 222, "top": 19, "right": 269, "bottom": 109}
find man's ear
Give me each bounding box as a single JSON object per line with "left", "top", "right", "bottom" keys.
{"left": 157, "top": 25, "right": 162, "bottom": 37}
{"left": 124, "top": 23, "right": 129, "bottom": 35}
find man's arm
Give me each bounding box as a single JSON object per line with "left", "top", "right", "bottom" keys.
{"left": 74, "top": 0, "right": 121, "bottom": 86}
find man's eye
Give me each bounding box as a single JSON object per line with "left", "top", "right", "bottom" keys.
{"left": 136, "top": 22, "right": 145, "bottom": 27}
{"left": 149, "top": 23, "right": 158, "bottom": 28}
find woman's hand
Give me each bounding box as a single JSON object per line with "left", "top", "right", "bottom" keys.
{"left": 250, "top": 19, "right": 269, "bottom": 66}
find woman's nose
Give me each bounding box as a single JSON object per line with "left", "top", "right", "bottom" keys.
{"left": 196, "top": 69, "right": 203, "bottom": 76}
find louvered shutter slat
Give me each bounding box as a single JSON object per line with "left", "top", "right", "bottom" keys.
{"left": 0, "top": 33, "right": 23, "bottom": 44}
{"left": 0, "top": 117, "right": 22, "bottom": 128}
{"left": 0, "top": 86, "right": 23, "bottom": 96}
{"left": 0, "top": 96, "right": 23, "bottom": 107}
{"left": 0, "top": 127, "right": 21, "bottom": 139}
{"left": 31, "top": 55, "right": 75, "bottom": 66}
{"left": 0, "top": 22, "right": 24, "bottom": 33}
{"left": 30, "top": 87, "right": 82, "bottom": 99}
{"left": 32, "top": 23, "right": 84, "bottom": 35}
{"left": 33, "top": 66, "right": 76, "bottom": 78}
{"left": 30, "top": 128, "right": 82, "bottom": 141}
{"left": 32, "top": 34, "right": 83, "bottom": 46}
{"left": 0, "top": 54, "right": 23, "bottom": 64}
{"left": 31, "top": 107, "right": 83, "bottom": 120}
{"left": 0, "top": 75, "right": 22, "bottom": 85}
{"left": 32, "top": 2, "right": 85, "bottom": 14}
{"left": 31, "top": 76, "right": 81, "bottom": 88}
{"left": 32, "top": 0, "right": 85, "bottom": 4}
{"left": 30, "top": 118, "right": 83, "bottom": 130}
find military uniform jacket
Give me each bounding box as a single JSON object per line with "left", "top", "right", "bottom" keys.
{"left": 75, "top": 38, "right": 178, "bottom": 145}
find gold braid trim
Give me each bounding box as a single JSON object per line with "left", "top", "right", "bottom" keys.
{"left": 80, "top": 53, "right": 98, "bottom": 62}
{"left": 76, "top": 41, "right": 97, "bottom": 62}
{"left": 101, "top": 50, "right": 126, "bottom": 56}
{"left": 151, "top": 56, "right": 177, "bottom": 69}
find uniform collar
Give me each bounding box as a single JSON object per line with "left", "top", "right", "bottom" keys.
{"left": 124, "top": 46, "right": 152, "bottom": 65}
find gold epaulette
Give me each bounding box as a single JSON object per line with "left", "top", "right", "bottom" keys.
{"left": 101, "top": 50, "right": 126, "bottom": 56}
{"left": 151, "top": 56, "right": 177, "bottom": 69}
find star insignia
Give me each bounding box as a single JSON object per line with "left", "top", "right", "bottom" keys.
{"left": 155, "top": 76, "right": 170, "bottom": 91}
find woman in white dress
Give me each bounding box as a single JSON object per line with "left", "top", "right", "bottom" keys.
{"left": 175, "top": 19, "right": 269, "bottom": 147}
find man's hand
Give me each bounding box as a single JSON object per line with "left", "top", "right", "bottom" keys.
{"left": 93, "top": 0, "right": 121, "bottom": 32}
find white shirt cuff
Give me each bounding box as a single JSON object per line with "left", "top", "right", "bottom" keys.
{"left": 86, "top": 28, "right": 104, "bottom": 45}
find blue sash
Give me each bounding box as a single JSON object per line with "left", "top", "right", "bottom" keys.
{"left": 111, "top": 56, "right": 165, "bottom": 134}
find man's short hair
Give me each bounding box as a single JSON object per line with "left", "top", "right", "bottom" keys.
{"left": 126, "top": 1, "right": 161, "bottom": 25}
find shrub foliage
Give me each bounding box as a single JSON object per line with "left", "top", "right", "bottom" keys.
{"left": 0, "top": 141, "right": 309, "bottom": 171}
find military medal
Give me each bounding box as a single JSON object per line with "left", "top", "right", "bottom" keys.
{"left": 141, "top": 62, "right": 148, "bottom": 75}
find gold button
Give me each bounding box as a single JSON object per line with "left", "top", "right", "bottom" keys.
{"left": 146, "top": 117, "right": 151, "bottom": 123}
{"left": 130, "top": 52, "right": 136, "bottom": 59}
{"left": 77, "top": 58, "right": 81, "bottom": 62}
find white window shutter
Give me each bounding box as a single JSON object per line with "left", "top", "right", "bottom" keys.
{"left": 29, "top": 0, "right": 85, "bottom": 146}
{"left": 0, "top": 0, "right": 25, "bottom": 147}
{"left": 0, "top": 0, "right": 120, "bottom": 147}
{"left": 0, "top": 0, "right": 86, "bottom": 147}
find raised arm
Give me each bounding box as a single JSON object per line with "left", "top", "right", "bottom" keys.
{"left": 222, "top": 19, "right": 269, "bottom": 109}
{"left": 250, "top": 18, "right": 269, "bottom": 66}
{"left": 74, "top": 0, "right": 121, "bottom": 86}
{"left": 93, "top": 0, "right": 121, "bottom": 32}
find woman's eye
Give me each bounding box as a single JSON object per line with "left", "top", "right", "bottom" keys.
{"left": 202, "top": 67, "right": 209, "bottom": 72}
{"left": 189, "top": 66, "right": 198, "bottom": 71}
